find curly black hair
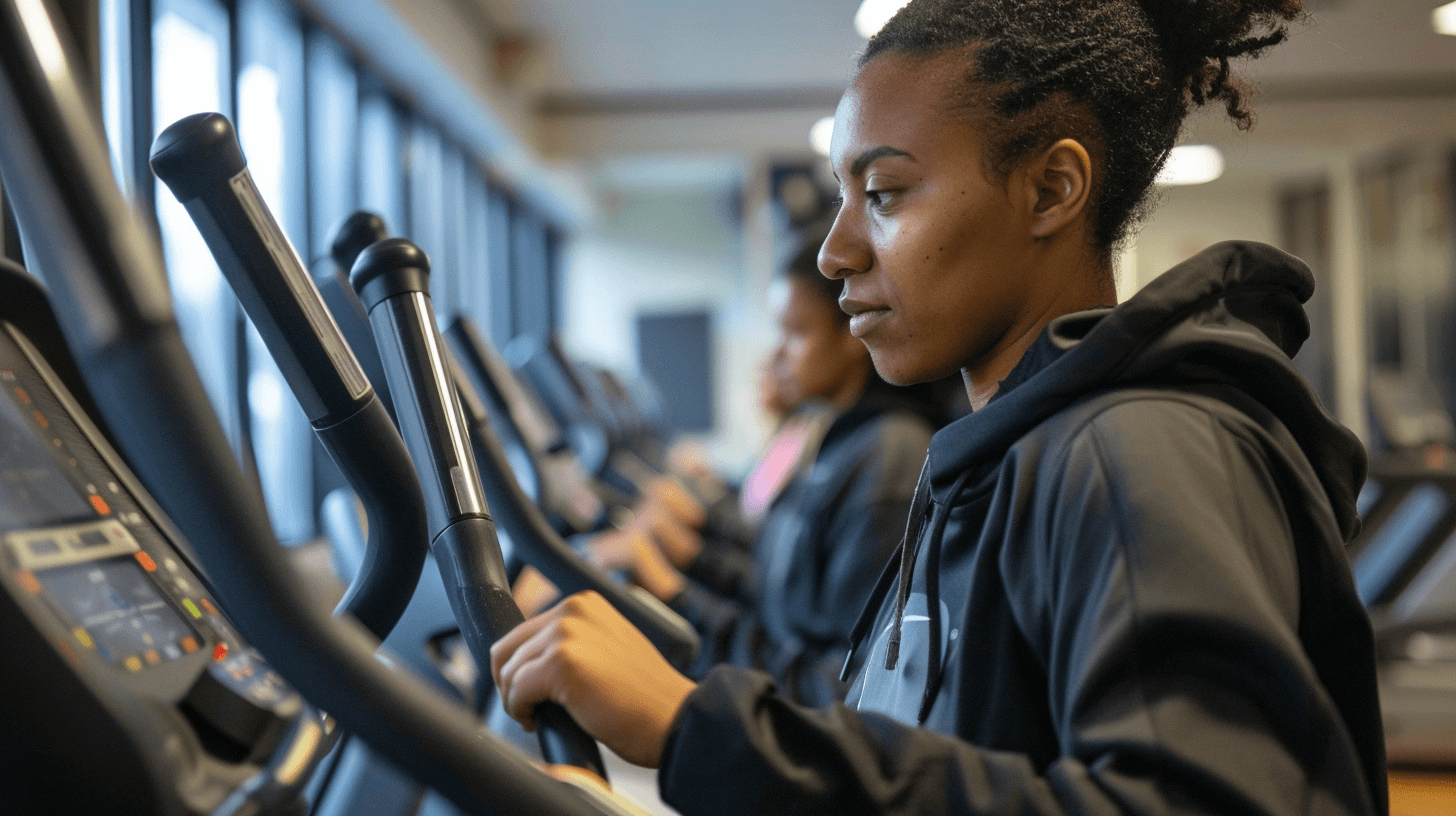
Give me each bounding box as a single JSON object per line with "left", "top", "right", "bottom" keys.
{"left": 862, "top": 0, "right": 1303, "bottom": 249}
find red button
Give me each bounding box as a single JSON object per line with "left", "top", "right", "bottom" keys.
{"left": 16, "top": 571, "right": 41, "bottom": 595}
{"left": 214, "top": 642, "right": 228, "bottom": 661}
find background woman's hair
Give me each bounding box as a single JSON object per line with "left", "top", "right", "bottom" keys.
{"left": 781, "top": 233, "right": 849, "bottom": 327}
{"left": 779, "top": 235, "right": 968, "bottom": 427}
{"left": 862, "top": 0, "right": 1303, "bottom": 249}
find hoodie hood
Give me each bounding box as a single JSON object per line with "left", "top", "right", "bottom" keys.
{"left": 926, "top": 240, "right": 1365, "bottom": 541}
{"left": 846, "top": 240, "right": 1371, "bottom": 720}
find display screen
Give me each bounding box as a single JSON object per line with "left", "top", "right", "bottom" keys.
{"left": 37, "top": 556, "right": 200, "bottom": 668}
{"left": 0, "top": 382, "right": 93, "bottom": 532}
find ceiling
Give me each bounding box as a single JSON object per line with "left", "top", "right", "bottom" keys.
{"left": 460, "top": 0, "right": 1456, "bottom": 191}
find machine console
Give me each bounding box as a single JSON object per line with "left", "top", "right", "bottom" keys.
{"left": 0, "top": 307, "right": 320, "bottom": 812}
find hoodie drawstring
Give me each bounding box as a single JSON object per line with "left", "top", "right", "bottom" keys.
{"left": 917, "top": 467, "right": 973, "bottom": 723}
{"left": 841, "top": 458, "right": 932, "bottom": 681}
{"left": 839, "top": 539, "right": 903, "bottom": 682}
{"left": 883, "top": 462, "right": 934, "bottom": 671}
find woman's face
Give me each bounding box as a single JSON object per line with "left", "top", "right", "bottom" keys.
{"left": 769, "top": 278, "right": 870, "bottom": 409}
{"left": 819, "top": 49, "right": 1043, "bottom": 386}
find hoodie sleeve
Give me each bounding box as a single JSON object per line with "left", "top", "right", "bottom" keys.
{"left": 658, "top": 396, "right": 1380, "bottom": 816}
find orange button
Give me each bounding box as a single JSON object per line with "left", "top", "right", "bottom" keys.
{"left": 89, "top": 494, "right": 111, "bottom": 516}
{"left": 134, "top": 551, "right": 156, "bottom": 572}
{"left": 14, "top": 385, "right": 30, "bottom": 405}
{"left": 145, "top": 649, "right": 161, "bottom": 665}
{"left": 16, "top": 570, "right": 41, "bottom": 595}
{"left": 200, "top": 598, "right": 217, "bottom": 615}
{"left": 32, "top": 410, "right": 48, "bottom": 429}
{"left": 180, "top": 637, "right": 199, "bottom": 654}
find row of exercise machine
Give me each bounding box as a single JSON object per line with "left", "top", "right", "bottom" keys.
{"left": 6, "top": 2, "right": 1456, "bottom": 813}
{"left": 0, "top": 3, "right": 717, "bottom": 813}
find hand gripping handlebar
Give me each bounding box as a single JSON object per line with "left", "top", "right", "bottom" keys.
{"left": 351, "top": 238, "right": 606, "bottom": 778}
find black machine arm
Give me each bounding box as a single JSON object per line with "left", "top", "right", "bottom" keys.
{"left": 447, "top": 325, "right": 701, "bottom": 670}
{"left": 351, "top": 238, "right": 607, "bottom": 778}
{"left": 329, "top": 210, "right": 700, "bottom": 671}
{"left": 0, "top": 1, "right": 616, "bottom": 811}
{"left": 148, "top": 112, "right": 427, "bottom": 642}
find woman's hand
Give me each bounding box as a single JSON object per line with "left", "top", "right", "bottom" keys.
{"left": 511, "top": 566, "right": 560, "bottom": 618}
{"left": 586, "top": 528, "right": 639, "bottom": 572}
{"left": 643, "top": 477, "right": 707, "bottom": 529}
{"left": 624, "top": 528, "right": 685, "bottom": 602}
{"left": 491, "top": 591, "right": 697, "bottom": 768}
{"left": 641, "top": 508, "right": 703, "bottom": 570}
{"left": 585, "top": 529, "right": 684, "bottom": 601}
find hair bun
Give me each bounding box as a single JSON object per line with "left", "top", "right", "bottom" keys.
{"left": 1133, "top": 0, "right": 1303, "bottom": 127}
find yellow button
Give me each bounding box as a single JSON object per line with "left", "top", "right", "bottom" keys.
{"left": 182, "top": 598, "right": 202, "bottom": 619}
{"left": 73, "top": 629, "right": 93, "bottom": 650}
{"left": 124, "top": 656, "right": 142, "bottom": 672}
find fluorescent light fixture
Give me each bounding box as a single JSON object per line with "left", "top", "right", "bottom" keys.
{"left": 855, "top": 0, "right": 910, "bottom": 39}
{"left": 1435, "top": 1, "right": 1456, "bottom": 35}
{"left": 1155, "top": 145, "right": 1225, "bottom": 186}
{"left": 810, "top": 116, "right": 836, "bottom": 156}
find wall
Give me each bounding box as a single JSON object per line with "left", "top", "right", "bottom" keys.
{"left": 560, "top": 181, "right": 779, "bottom": 476}
{"left": 1123, "top": 179, "right": 1280, "bottom": 295}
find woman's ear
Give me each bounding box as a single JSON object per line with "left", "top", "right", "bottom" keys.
{"left": 1026, "top": 138, "right": 1093, "bottom": 240}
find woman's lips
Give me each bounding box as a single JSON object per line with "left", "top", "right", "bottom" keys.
{"left": 849, "top": 308, "right": 890, "bottom": 338}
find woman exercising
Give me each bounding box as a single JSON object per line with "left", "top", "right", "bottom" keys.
{"left": 492, "top": 1, "right": 1387, "bottom": 813}
{"left": 629, "top": 241, "right": 943, "bottom": 705}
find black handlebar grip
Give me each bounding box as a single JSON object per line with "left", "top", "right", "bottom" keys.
{"left": 149, "top": 113, "right": 426, "bottom": 641}
{"left": 447, "top": 346, "right": 702, "bottom": 670}
{"left": 150, "top": 112, "right": 371, "bottom": 426}
{"left": 350, "top": 239, "right": 606, "bottom": 779}
{"left": 329, "top": 211, "right": 388, "bottom": 274}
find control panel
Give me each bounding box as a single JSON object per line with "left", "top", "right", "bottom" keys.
{"left": 0, "top": 311, "right": 322, "bottom": 813}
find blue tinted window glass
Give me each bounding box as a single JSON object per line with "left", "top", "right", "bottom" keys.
{"left": 359, "top": 87, "right": 405, "bottom": 233}
{"left": 237, "top": 0, "right": 312, "bottom": 543}
{"left": 152, "top": 0, "right": 240, "bottom": 452}
{"left": 308, "top": 30, "right": 359, "bottom": 255}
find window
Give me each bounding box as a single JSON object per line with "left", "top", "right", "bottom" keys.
{"left": 96, "top": 0, "right": 568, "bottom": 547}
{"left": 307, "top": 28, "right": 359, "bottom": 256}
{"left": 405, "top": 121, "right": 447, "bottom": 309}
{"left": 461, "top": 170, "right": 494, "bottom": 336}
{"left": 511, "top": 207, "right": 552, "bottom": 339}
{"left": 151, "top": 0, "right": 240, "bottom": 454}
{"left": 237, "top": 0, "right": 312, "bottom": 543}
{"left": 486, "top": 186, "right": 514, "bottom": 348}
{"left": 358, "top": 82, "right": 406, "bottom": 235}
{"left": 437, "top": 143, "right": 468, "bottom": 319}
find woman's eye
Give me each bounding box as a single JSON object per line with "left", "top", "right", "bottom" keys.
{"left": 865, "top": 189, "right": 895, "bottom": 209}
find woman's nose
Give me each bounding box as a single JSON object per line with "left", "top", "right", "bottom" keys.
{"left": 818, "top": 207, "right": 868, "bottom": 280}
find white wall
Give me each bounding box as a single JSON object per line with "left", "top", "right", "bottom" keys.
{"left": 560, "top": 182, "right": 779, "bottom": 477}
{"left": 1122, "top": 179, "right": 1280, "bottom": 295}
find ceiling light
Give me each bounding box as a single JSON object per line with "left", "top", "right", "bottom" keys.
{"left": 1155, "top": 145, "right": 1225, "bottom": 186}
{"left": 1435, "top": 2, "right": 1456, "bottom": 35}
{"left": 854, "top": 0, "right": 910, "bottom": 39}
{"left": 810, "top": 116, "right": 835, "bottom": 156}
